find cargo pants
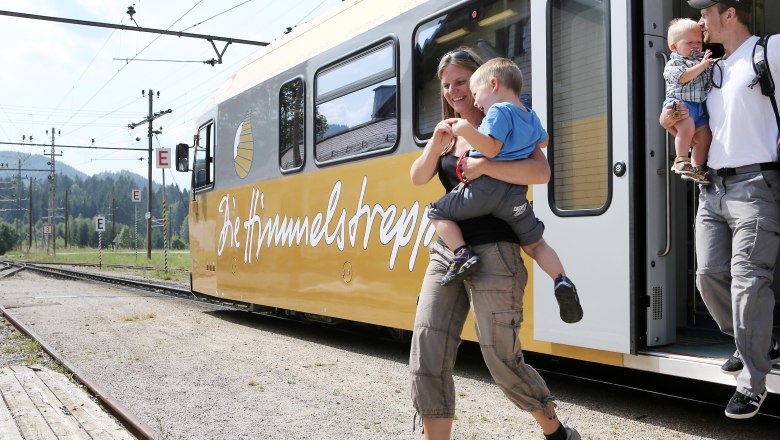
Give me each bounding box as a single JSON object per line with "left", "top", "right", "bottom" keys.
{"left": 696, "top": 169, "right": 780, "bottom": 398}
{"left": 409, "top": 239, "right": 553, "bottom": 419}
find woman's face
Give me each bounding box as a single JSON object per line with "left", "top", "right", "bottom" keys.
{"left": 440, "top": 63, "right": 476, "bottom": 115}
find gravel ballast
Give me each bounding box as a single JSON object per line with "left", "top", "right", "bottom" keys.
{"left": 2, "top": 270, "right": 779, "bottom": 439}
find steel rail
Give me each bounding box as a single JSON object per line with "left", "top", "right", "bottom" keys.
{"left": 12, "top": 261, "right": 780, "bottom": 420}
{"left": 0, "top": 304, "right": 161, "bottom": 439}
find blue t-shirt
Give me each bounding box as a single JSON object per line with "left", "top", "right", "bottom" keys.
{"left": 470, "top": 102, "right": 547, "bottom": 160}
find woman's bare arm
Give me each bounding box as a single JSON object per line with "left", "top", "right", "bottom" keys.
{"left": 460, "top": 146, "right": 550, "bottom": 185}
{"left": 410, "top": 121, "right": 453, "bottom": 185}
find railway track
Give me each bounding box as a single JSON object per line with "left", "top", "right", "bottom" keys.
{"left": 2, "top": 260, "right": 780, "bottom": 431}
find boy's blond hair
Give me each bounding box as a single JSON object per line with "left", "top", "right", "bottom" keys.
{"left": 667, "top": 18, "right": 700, "bottom": 49}
{"left": 469, "top": 57, "right": 523, "bottom": 95}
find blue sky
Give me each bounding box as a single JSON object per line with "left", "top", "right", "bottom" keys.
{"left": 0, "top": 0, "right": 343, "bottom": 187}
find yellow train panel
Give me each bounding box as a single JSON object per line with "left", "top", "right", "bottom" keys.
{"left": 190, "top": 151, "right": 620, "bottom": 367}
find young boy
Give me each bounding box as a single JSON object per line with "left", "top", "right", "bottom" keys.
{"left": 663, "top": 18, "right": 716, "bottom": 185}
{"left": 428, "top": 57, "right": 583, "bottom": 324}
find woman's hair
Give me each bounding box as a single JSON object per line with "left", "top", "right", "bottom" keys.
{"left": 667, "top": 18, "right": 700, "bottom": 47}
{"left": 437, "top": 47, "right": 484, "bottom": 120}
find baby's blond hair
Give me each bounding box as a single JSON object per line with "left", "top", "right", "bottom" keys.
{"left": 667, "top": 18, "right": 700, "bottom": 49}
{"left": 470, "top": 57, "right": 523, "bottom": 95}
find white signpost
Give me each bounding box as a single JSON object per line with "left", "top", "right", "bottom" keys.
{"left": 95, "top": 216, "right": 105, "bottom": 269}
{"left": 132, "top": 189, "right": 141, "bottom": 263}
{"left": 157, "top": 149, "right": 171, "bottom": 272}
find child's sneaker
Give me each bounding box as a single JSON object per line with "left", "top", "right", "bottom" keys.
{"left": 670, "top": 157, "right": 695, "bottom": 176}
{"left": 554, "top": 275, "right": 583, "bottom": 323}
{"left": 441, "top": 246, "right": 480, "bottom": 286}
{"left": 681, "top": 166, "right": 710, "bottom": 185}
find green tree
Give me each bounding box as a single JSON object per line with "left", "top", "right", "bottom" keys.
{"left": 170, "top": 235, "right": 186, "bottom": 250}
{"left": 0, "top": 221, "right": 19, "bottom": 255}
{"left": 118, "top": 226, "right": 132, "bottom": 249}
{"left": 179, "top": 215, "right": 189, "bottom": 245}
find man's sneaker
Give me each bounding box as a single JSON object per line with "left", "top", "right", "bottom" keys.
{"left": 721, "top": 340, "right": 780, "bottom": 375}
{"left": 725, "top": 389, "right": 767, "bottom": 419}
{"left": 440, "top": 246, "right": 480, "bottom": 286}
{"left": 554, "top": 275, "right": 583, "bottom": 323}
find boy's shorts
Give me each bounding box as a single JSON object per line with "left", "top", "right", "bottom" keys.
{"left": 428, "top": 177, "right": 544, "bottom": 246}
{"left": 663, "top": 97, "right": 709, "bottom": 129}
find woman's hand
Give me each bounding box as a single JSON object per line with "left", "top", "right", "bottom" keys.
{"left": 429, "top": 121, "right": 455, "bottom": 155}
{"left": 459, "top": 146, "right": 550, "bottom": 185}
{"left": 410, "top": 121, "right": 455, "bottom": 185}
{"left": 459, "top": 155, "right": 488, "bottom": 182}
{"left": 659, "top": 100, "right": 689, "bottom": 135}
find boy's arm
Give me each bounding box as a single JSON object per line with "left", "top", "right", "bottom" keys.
{"left": 445, "top": 118, "right": 503, "bottom": 158}
{"left": 678, "top": 50, "right": 714, "bottom": 84}
{"left": 462, "top": 146, "right": 550, "bottom": 184}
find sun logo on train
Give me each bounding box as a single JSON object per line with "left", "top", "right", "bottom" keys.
{"left": 233, "top": 111, "right": 254, "bottom": 178}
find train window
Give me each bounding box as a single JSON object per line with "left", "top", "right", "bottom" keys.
{"left": 279, "top": 78, "right": 305, "bottom": 172}
{"left": 193, "top": 122, "right": 215, "bottom": 189}
{"left": 414, "top": 0, "right": 530, "bottom": 141}
{"left": 314, "top": 41, "right": 397, "bottom": 164}
{"left": 548, "top": 0, "right": 610, "bottom": 212}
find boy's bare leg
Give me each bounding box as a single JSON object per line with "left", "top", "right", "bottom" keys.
{"left": 522, "top": 238, "right": 564, "bottom": 281}
{"left": 431, "top": 219, "right": 466, "bottom": 251}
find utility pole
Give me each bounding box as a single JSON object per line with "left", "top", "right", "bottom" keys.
{"left": 64, "top": 189, "right": 69, "bottom": 248}
{"left": 111, "top": 197, "right": 116, "bottom": 250}
{"left": 28, "top": 177, "right": 32, "bottom": 253}
{"left": 16, "top": 160, "right": 21, "bottom": 252}
{"left": 128, "top": 90, "right": 171, "bottom": 259}
{"left": 46, "top": 128, "right": 61, "bottom": 255}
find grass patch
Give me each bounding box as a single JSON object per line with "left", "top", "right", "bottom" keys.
{"left": 122, "top": 313, "right": 156, "bottom": 322}
{"left": 12, "top": 248, "right": 191, "bottom": 282}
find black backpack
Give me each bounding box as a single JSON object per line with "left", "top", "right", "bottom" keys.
{"left": 749, "top": 33, "right": 779, "bottom": 139}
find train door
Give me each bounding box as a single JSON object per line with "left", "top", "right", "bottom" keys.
{"left": 642, "top": 0, "right": 780, "bottom": 353}
{"left": 189, "top": 118, "right": 218, "bottom": 297}
{"left": 531, "top": 0, "right": 634, "bottom": 353}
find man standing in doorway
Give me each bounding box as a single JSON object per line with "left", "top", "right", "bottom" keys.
{"left": 662, "top": 0, "right": 780, "bottom": 419}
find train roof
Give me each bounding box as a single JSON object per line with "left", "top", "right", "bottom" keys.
{"left": 208, "top": 0, "right": 427, "bottom": 109}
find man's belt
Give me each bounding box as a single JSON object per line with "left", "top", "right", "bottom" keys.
{"left": 714, "top": 162, "right": 780, "bottom": 177}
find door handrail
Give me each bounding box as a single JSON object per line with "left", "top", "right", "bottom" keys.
{"left": 656, "top": 51, "right": 672, "bottom": 258}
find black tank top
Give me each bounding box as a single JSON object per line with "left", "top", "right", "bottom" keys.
{"left": 436, "top": 154, "right": 520, "bottom": 246}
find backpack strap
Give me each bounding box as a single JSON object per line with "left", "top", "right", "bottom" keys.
{"left": 750, "top": 33, "right": 780, "bottom": 139}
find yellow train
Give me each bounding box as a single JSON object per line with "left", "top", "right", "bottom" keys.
{"left": 175, "top": 0, "right": 780, "bottom": 393}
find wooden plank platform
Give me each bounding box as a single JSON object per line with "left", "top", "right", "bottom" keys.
{"left": 0, "top": 365, "right": 135, "bottom": 439}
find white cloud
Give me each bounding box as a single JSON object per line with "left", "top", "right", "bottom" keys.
{"left": 0, "top": 0, "right": 344, "bottom": 186}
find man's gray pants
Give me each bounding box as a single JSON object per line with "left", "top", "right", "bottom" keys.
{"left": 696, "top": 169, "right": 780, "bottom": 398}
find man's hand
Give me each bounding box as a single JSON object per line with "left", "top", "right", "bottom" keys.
{"left": 659, "top": 100, "right": 689, "bottom": 134}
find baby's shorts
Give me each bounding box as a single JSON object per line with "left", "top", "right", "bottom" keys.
{"left": 663, "top": 97, "right": 709, "bottom": 129}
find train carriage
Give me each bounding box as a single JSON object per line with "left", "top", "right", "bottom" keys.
{"left": 176, "top": 0, "right": 780, "bottom": 393}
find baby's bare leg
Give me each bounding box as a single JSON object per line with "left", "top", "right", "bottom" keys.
{"left": 673, "top": 117, "right": 695, "bottom": 159}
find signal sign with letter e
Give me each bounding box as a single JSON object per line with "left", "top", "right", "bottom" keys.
{"left": 95, "top": 216, "right": 106, "bottom": 232}
{"left": 132, "top": 189, "right": 142, "bottom": 203}
{"left": 157, "top": 148, "right": 171, "bottom": 168}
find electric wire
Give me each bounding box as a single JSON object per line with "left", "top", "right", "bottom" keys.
{"left": 181, "top": 0, "right": 252, "bottom": 32}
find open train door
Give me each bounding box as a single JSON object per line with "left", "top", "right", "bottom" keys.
{"left": 530, "top": 0, "right": 634, "bottom": 354}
